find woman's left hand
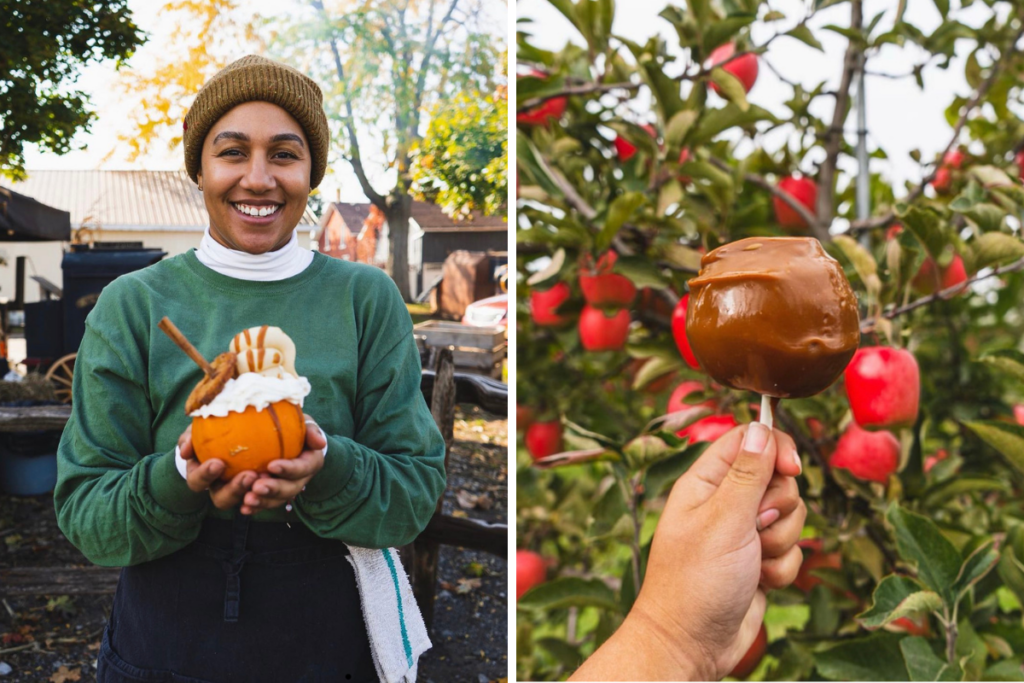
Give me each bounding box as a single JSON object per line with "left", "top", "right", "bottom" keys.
{"left": 240, "top": 418, "right": 326, "bottom": 515}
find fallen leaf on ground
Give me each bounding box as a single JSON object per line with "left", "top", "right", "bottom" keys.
{"left": 50, "top": 666, "right": 81, "bottom": 683}
{"left": 456, "top": 578, "right": 482, "bottom": 594}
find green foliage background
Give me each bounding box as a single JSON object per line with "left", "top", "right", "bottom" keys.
{"left": 516, "top": 0, "right": 1024, "bottom": 680}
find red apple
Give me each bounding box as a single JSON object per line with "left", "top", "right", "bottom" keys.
{"left": 517, "top": 71, "right": 567, "bottom": 127}
{"left": 886, "top": 223, "right": 904, "bottom": 241}
{"left": 672, "top": 294, "right": 701, "bottom": 369}
{"left": 1016, "top": 149, "right": 1024, "bottom": 181}
{"left": 806, "top": 417, "right": 826, "bottom": 441}
{"left": 772, "top": 175, "right": 818, "bottom": 230}
{"left": 526, "top": 420, "right": 563, "bottom": 460}
{"left": 890, "top": 615, "right": 931, "bottom": 637}
{"left": 679, "top": 414, "right": 738, "bottom": 443}
{"left": 830, "top": 422, "right": 900, "bottom": 483}
{"left": 1015, "top": 405, "right": 1024, "bottom": 425}
{"left": 530, "top": 282, "right": 572, "bottom": 327}
{"left": 516, "top": 404, "right": 534, "bottom": 433}
{"left": 516, "top": 550, "right": 547, "bottom": 600}
{"left": 844, "top": 346, "right": 920, "bottom": 429}
{"left": 931, "top": 150, "right": 965, "bottom": 194}
{"left": 579, "top": 251, "right": 637, "bottom": 307}
{"left": 729, "top": 623, "right": 768, "bottom": 679}
{"left": 912, "top": 254, "right": 968, "bottom": 295}
{"left": 614, "top": 124, "right": 656, "bottom": 162}
{"left": 924, "top": 448, "right": 948, "bottom": 474}
{"left": 794, "top": 539, "right": 842, "bottom": 592}
{"left": 579, "top": 305, "right": 631, "bottom": 351}
{"left": 707, "top": 43, "right": 759, "bottom": 94}
{"left": 667, "top": 381, "right": 715, "bottom": 413}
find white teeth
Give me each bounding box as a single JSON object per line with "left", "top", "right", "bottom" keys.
{"left": 233, "top": 203, "right": 280, "bottom": 217}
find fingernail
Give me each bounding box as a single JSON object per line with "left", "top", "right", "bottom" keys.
{"left": 756, "top": 508, "right": 780, "bottom": 531}
{"left": 743, "top": 423, "right": 770, "bottom": 453}
{"left": 793, "top": 451, "right": 803, "bottom": 474}
{"left": 255, "top": 485, "right": 268, "bottom": 495}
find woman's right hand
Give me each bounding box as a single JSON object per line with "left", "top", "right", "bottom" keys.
{"left": 177, "top": 425, "right": 258, "bottom": 509}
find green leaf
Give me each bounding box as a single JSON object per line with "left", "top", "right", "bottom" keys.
{"left": 972, "top": 232, "right": 1024, "bottom": 270}
{"left": 764, "top": 10, "right": 785, "bottom": 21}
{"left": 665, "top": 110, "right": 699, "bottom": 147}
{"left": 833, "top": 235, "right": 882, "bottom": 296}
{"left": 536, "top": 638, "right": 583, "bottom": 670}
{"left": 614, "top": 255, "right": 667, "bottom": 288}
{"left": 787, "top": 24, "right": 824, "bottom": 51}
{"left": 590, "top": 479, "right": 627, "bottom": 535}
{"left": 969, "top": 165, "right": 1015, "bottom": 188}
{"left": 822, "top": 24, "right": 867, "bottom": 45}
{"left": 900, "top": 637, "right": 959, "bottom": 681}
{"left": 896, "top": 205, "right": 947, "bottom": 261}
{"left": 954, "top": 541, "right": 999, "bottom": 599}
{"left": 814, "top": 631, "right": 910, "bottom": 681}
{"left": 979, "top": 350, "right": 1024, "bottom": 384}
{"left": 709, "top": 68, "right": 749, "bottom": 111}
{"left": 660, "top": 243, "right": 703, "bottom": 272}
{"left": 644, "top": 443, "right": 708, "bottom": 499}
{"left": 703, "top": 14, "right": 756, "bottom": 53}
{"left": 517, "top": 576, "right": 621, "bottom": 612}
{"left": 922, "top": 477, "right": 1010, "bottom": 508}
{"left": 857, "top": 575, "right": 941, "bottom": 629}
{"left": 690, "top": 104, "right": 776, "bottom": 144}
{"left": 982, "top": 659, "right": 1024, "bottom": 681}
{"left": 960, "top": 203, "right": 1007, "bottom": 234}
{"left": 932, "top": 0, "right": 949, "bottom": 19}
{"left": 598, "top": 192, "right": 645, "bottom": 251}
{"left": 631, "top": 355, "right": 681, "bottom": 390}
{"left": 997, "top": 526, "right": 1024, "bottom": 608}
{"left": 622, "top": 434, "right": 674, "bottom": 469}
{"left": 887, "top": 504, "right": 962, "bottom": 605}
{"left": 964, "top": 421, "right": 1024, "bottom": 477}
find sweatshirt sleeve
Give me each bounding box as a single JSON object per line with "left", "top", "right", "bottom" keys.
{"left": 294, "top": 275, "right": 447, "bottom": 548}
{"left": 54, "top": 320, "right": 209, "bottom": 567}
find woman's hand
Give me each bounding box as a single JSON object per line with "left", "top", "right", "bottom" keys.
{"left": 571, "top": 423, "right": 806, "bottom": 681}
{"left": 239, "top": 417, "right": 326, "bottom": 515}
{"left": 178, "top": 424, "right": 259, "bottom": 510}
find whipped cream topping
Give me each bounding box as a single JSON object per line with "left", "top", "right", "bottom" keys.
{"left": 190, "top": 371, "right": 311, "bottom": 418}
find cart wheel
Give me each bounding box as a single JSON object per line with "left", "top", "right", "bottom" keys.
{"left": 45, "top": 353, "right": 77, "bottom": 404}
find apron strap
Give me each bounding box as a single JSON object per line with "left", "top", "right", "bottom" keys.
{"left": 222, "top": 513, "right": 252, "bottom": 623}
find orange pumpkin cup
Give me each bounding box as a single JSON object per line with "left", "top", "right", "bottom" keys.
{"left": 192, "top": 400, "right": 306, "bottom": 480}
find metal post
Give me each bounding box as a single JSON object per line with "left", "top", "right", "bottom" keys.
{"left": 856, "top": 52, "right": 871, "bottom": 245}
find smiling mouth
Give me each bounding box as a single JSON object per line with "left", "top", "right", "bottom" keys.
{"left": 231, "top": 202, "right": 282, "bottom": 218}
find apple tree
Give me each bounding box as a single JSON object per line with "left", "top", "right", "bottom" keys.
{"left": 515, "top": 0, "right": 1024, "bottom": 680}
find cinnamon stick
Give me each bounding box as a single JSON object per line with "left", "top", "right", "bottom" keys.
{"left": 158, "top": 317, "right": 215, "bottom": 377}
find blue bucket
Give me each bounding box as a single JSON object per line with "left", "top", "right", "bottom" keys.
{"left": 0, "top": 401, "right": 63, "bottom": 496}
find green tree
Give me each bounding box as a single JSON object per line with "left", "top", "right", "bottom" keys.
{"left": 0, "top": 0, "right": 144, "bottom": 180}
{"left": 516, "top": 0, "right": 1024, "bottom": 680}
{"left": 412, "top": 90, "right": 509, "bottom": 218}
{"left": 276, "top": 0, "right": 504, "bottom": 300}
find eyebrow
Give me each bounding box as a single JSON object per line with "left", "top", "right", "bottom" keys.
{"left": 212, "top": 131, "right": 305, "bottom": 147}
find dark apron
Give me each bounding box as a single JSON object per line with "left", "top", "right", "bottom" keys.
{"left": 97, "top": 515, "right": 377, "bottom": 683}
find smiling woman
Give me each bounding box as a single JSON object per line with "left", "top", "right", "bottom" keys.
{"left": 53, "top": 55, "right": 446, "bottom": 683}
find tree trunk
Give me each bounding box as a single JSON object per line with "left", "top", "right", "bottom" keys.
{"left": 386, "top": 194, "right": 413, "bottom": 302}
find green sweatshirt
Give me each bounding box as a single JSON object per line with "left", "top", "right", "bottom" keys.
{"left": 54, "top": 250, "right": 446, "bottom": 567}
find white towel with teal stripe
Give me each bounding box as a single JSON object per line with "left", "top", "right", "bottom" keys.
{"left": 346, "top": 545, "right": 431, "bottom": 683}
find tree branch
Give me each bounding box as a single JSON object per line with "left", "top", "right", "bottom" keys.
{"left": 312, "top": 0, "right": 387, "bottom": 209}
{"left": 517, "top": 81, "right": 639, "bottom": 113}
{"left": 817, "top": 0, "right": 862, "bottom": 234}
{"left": 850, "top": 22, "right": 1024, "bottom": 234}
{"left": 709, "top": 156, "right": 829, "bottom": 242}
{"left": 859, "top": 255, "right": 1024, "bottom": 333}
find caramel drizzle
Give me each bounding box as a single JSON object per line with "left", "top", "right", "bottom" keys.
{"left": 257, "top": 325, "right": 268, "bottom": 348}
{"left": 267, "top": 403, "right": 285, "bottom": 459}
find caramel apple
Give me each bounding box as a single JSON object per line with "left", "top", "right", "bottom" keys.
{"left": 685, "top": 237, "right": 860, "bottom": 399}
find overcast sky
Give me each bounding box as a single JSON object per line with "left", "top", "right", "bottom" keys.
{"left": 22, "top": 0, "right": 507, "bottom": 205}
{"left": 515, "top": 0, "right": 1014, "bottom": 218}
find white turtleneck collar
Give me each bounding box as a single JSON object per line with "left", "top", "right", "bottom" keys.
{"left": 194, "top": 226, "right": 314, "bottom": 281}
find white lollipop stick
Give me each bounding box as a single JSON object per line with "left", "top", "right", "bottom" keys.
{"left": 759, "top": 394, "right": 774, "bottom": 431}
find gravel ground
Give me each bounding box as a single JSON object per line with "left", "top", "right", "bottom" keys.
{"left": 0, "top": 404, "right": 508, "bottom": 683}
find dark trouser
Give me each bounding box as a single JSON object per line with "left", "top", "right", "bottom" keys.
{"left": 97, "top": 515, "right": 377, "bottom": 683}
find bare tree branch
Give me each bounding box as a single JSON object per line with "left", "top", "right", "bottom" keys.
{"left": 849, "top": 22, "right": 1024, "bottom": 235}
{"left": 859, "top": 256, "right": 1024, "bottom": 333}
{"left": 817, "top": 0, "right": 862, "bottom": 234}
{"left": 312, "top": 0, "right": 387, "bottom": 209}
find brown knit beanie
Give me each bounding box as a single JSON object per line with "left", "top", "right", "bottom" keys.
{"left": 183, "top": 55, "right": 330, "bottom": 189}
